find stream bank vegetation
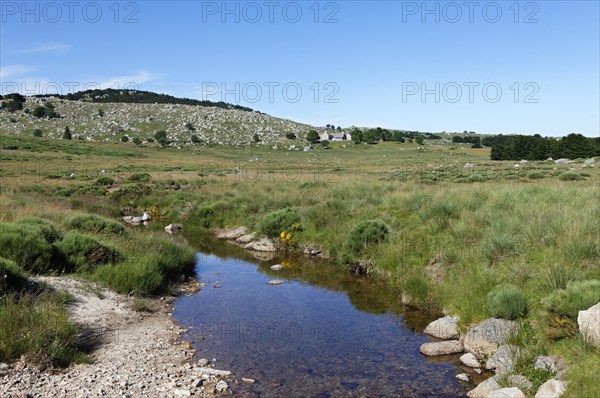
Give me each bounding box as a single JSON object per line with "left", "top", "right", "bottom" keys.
{"left": 0, "top": 134, "right": 598, "bottom": 396}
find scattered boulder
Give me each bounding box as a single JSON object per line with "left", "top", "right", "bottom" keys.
{"left": 217, "top": 227, "right": 247, "bottom": 240}
{"left": 463, "top": 318, "right": 518, "bottom": 359}
{"left": 215, "top": 380, "right": 228, "bottom": 393}
{"left": 245, "top": 239, "right": 276, "bottom": 252}
{"left": 464, "top": 163, "right": 475, "bottom": 168}
{"left": 456, "top": 373, "right": 469, "bottom": 382}
{"left": 425, "top": 253, "right": 447, "bottom": 284}
{"left": 485, "top": 345, "right": 520, "bottom": 376}
{"left": 534, "top": 355, "right": 559, "bottom": 373}
{"left": 488, "top": 387, "right": 525, "bottom": 398}
{"left": 583, "top": 158, "right": 597, "bottom": 167}
{"left": 173, "top": 388, "right": 191, "bottom": 397}
{"left": 577, "top": 301, "right": 600, "bottom": 348}
{"left": 236, "top": 232, "right": 256, "bottom": 244}
{"left": 419, "top": 340, "right": 463, "bottom": 356}
{"left": 192, "top": 367, "right": 232, "bottom": 377}
{"left": 267, "top": 280, "right": 284, "bottom": 286}
{"left": 270, "top": 264, "right": 283, "bottom": 271}
{"left": 241, "top": 377, "right": 255, "bottom": 384}
{"left": 164, "top": 224, "right": 182, "bottom": 233}
{"left": 123, "top": 212, "right": 152, "bottom": 225}
{"left": 467, "top": 376, "right": 501, "bottom": 398}
{"left": 534, "top": 379, "right": 567, "bottom": 398}
{"left": 424, "top": 316, "right": 460, "bottom": 339}
{"left": 460, "top": 353, "right": 481, "bottom": 368}
{"left": 554, "top": 158, "right": 574, "bottom": 164}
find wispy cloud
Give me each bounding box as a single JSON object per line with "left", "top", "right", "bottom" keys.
{"left": 19, "top": 43, "right": 71, "bottom": 55}
{"left": 97, "top": 70, "right": 156, "bottom": 90}
{"left": 0, "top": 65, "right": 33, "bottom": 80}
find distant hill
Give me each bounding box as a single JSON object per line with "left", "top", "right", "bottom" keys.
{"left": 0, "top": 91, "right": 314, "bottom": 146}
{"left": 34, "top": 89, "right": 257, "bottom": 113}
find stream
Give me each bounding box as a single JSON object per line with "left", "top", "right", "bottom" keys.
{"left": 173, "top": 240, "right": 474, "bottom": 397}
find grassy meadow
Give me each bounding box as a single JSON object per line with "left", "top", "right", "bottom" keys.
{"left": 1, "top": 134, "right": 599, "bottom": 396}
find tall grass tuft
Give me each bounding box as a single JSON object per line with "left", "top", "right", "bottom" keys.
{"left": 0, "top": 292, "right": 87, "bottom": 368}
{"left": 487, "top": 284, "right": 528, "bottom": 320}
{"left": 53, "top": 232, "right": 121, "bottom": 273}
{"left": 542, "top": 280, "right": 600, "bottom": 319}
{"left": 66, "top": 214, "right": 125, "bottom": 235}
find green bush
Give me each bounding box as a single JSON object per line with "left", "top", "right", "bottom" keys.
{"left": 488, "top": 284, "right": 528, "bottom": 320}
{"left": 0, "top": 292, "right": 85, "bottom": 368}
{"left": 53, "top": 232, "right": 121, "bottom": 273}
{"left": 345, "top": 219, "right": 390, "bottom": 254}
{"left": 67, "top": 214, "right": 124, "bottom": 235}
{"left": 542, "top": 280, "right": 600, "bottom": 318}
{"left": 94, "top": 256, "right": 164, "bottom": 295}
{"left": 558, "top": 172, "right": 583, "bottom": 181}
{"left": 93, "top": 237, "right": 195, "bottom": 295}
{"left": 15, "top": 217, "right": 62, "bottom": 243}
{"left": 95, "top": 176, "right": 115, "bottom": 186}
{"left": 0, "top": 258, "right": 28, "bottom": 294}
{"left": 257, "top": 208, "right": 301, "bottom": 238}
{"left": 127, "top": 172, "right": 151, "bottom": 183}
{"left": 0, "top": 222, "right": 56, "bottom": 273}
{"left": 528, "top": 171, "right": 546, "bottom": 179}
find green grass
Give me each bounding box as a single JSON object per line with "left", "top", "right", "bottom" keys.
{"left": 0, "top": 291, "right": 88, "bottom": 369}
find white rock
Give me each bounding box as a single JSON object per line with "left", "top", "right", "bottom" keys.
{"left": 485, "top": 345, "right": 520, "bottom": 376}
{"left": 424, "top": 316, "right": 459, "bottom": 339}
{"left": 460, "top": 353, "right": 481, "bottom": 368}
{"left": 463, "top": 318, "right": 518, "bottom": 359}
{"left": 193, "top": 367, "right": 232, "bottom": 377}
{"left": 583, "top": 158, "right": 597, "bottom": 167}
{"left": 464, "top": 163, "right": 475, "bottom": 168}
{"left": 419, "top": 340, "right": 463, "bottom": 356}
{"left": 534, "top": 356, "right": 559, "bottom": 373}
{"left": 456, "top": 373, "right": 469, "bottom": 382}
{"left": 236, "top": 232, "right": 257, "bottom": 244}
{"left": 215, "top": 380, "right": 228, "bottom": 392}
{"left": 173, "top": 388, "right": 191, "bottom": 397}
{"left": 217, "top": 226, "right": 247, "bottom": 239}
{"left": 577, "top": 301, "right": 600, "bottom": 348}
{"left": 467, "top": 376, "right": 501, "bottom": 398}
{"left": 267, "top": 280, "right": 284, "bottom": 286}
{"left": 245, "top": 239, "right": 276, "bottom": 252}
{"left": 270, "top": 264, "right": 283, "bottom": 271}
{"left": 488, "top": 387, "right": 526, "bottom": 398}
{"left": 535, "top": 379, "right": 567, "bottom": 398}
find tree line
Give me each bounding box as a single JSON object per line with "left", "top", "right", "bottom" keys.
{"left": 33, "top": 89, "right": 258, "bottom": 113}
{"left": 484, "top": 134, "right": 600, "bottom": 160}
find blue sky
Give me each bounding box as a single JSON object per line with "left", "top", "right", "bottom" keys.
{"left": 1, "top": 1, "right": 598, "bottom": 136}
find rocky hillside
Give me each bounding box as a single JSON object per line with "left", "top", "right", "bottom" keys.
{"left": 0, "top": 92, "right": 315, "bottom": 146}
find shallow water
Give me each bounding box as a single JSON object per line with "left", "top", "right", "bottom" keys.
{"left": 173, "top": 242, "right": 473, "bottom": 397}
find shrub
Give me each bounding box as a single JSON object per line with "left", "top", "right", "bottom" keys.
{"left": 33, "top": 129, "right": 43, "bottom": 137}
{"left": 127, "top": 172, "right": 151, "bottom": 183}
{"left": 120, "top": 135, "right": 129, "bottom": 142}
{"left": 558, "top": 172, "right": 583, "bottom": 181}
{"left": 53, "top": 232, "right": 121, "bottom": 273}
{"left": 488, "top": 284, "right": 528, "bottom": 320}
{"left": 0, "top": 292, "right": 85, "bottom": 368}
{"left": 0, "top": 258, "right": 28, "bottom": 294}
{"left": 258, "top": 209, "right": 301, "bottom": 238}
{"left": 93, "top": 237, "right": 195, "bottom": 295}
{"left": 542, "top": 280, "right": 600, "bottom": 319}
{"left": 404, "top": 276, "right": 430, "bottom": 302}
{"left": 345, "top": 219, "right": 390, "bottom": 254}
{"left": 15, "top": 217, "right": 62, "bottom": 243}
{"left": 94, "top": 256, "right": 164, "bottom": 295}
{"left": 0, "top": 222, "right": 56, "bottom": 273}
{"left": 132, "top": 137, "right": 142, "bottom": 145}
{"left": 95, "top": 176, "right": 115, "bottom": 186}
{"left": 528, "top": 171, "right": 546, "bottom": 179}
{"left": 67, "top": 214, "right": 124, "bottom": 235}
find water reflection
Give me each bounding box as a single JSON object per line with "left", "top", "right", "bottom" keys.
{"left": 174, "top": 237, "right": 471, "bottom": 397}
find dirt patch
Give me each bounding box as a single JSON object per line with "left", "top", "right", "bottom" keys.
{"left": 0, "top": 277, "right": 234, "bottom": 397}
